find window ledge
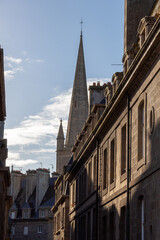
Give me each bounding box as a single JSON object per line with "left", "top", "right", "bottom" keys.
{"left": 109, "top": 181, "right": 116, "bottom": 191}
{"left": 102, "top": 188, "right": 108, "bottom": 197}
{"left": 137, "top": 158, "right": 145, "bottom": 170}
{"left": 120, "top": 172, "right": 127, "bottom": 183}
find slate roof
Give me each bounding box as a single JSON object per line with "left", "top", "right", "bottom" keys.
{"left": 10, "top": 176, "right": 57, "bottom": 220}
{"left": 39, "top": 177, "right": 56, "bottom": 208}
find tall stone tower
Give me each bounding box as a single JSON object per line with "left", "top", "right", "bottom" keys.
{"left": 56, "top": 32, "right": 88, "bottom": 174}
{"left": 124, "top": 0, "right": 155, "bottom": 53}
{"left": 0, "top": 47, "right": 11, "bottom": 240}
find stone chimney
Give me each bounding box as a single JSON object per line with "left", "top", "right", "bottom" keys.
{"left": 51, "top": 171, "right": 60, "bottom": 178}
{"left": 26, "top": 170, "right": 37, "bottom": 201}
{"left": 10, "top": 170, "right": 23, "bottom": 202}
{"left": 89, "top": 82, "right": 106, "bottom": 113}
{"left": 36, "top": 168, "right": 50, "bottom": 210}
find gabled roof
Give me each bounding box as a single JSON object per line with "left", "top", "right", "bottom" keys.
{"left": 39, "top": 177, "right": 56, "bottom": 208}
{"left": 22, "top": 202, "right": 31, "bottom": 209}
{"left": 10, "top": 202, "right": 18, "bottom": 210}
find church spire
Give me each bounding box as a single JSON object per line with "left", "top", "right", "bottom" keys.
{"left": 57, "top": 119, "right": 64, "bottom": 150}
{"left": 65, "top": 32, "right": 88, "bottom": 148}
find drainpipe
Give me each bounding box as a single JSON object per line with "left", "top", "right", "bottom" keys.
{"left": 126, "top": 95, "right": 130, "bottom": 240}
{"left": 96, "top": 139, "right": 99, "bottom": 240}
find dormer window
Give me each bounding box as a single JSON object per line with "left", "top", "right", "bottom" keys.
{"left": 24, "top": 211, "right": 28, "bottom": 219}
{"left": 138, "top": 17, "right": 156, "bottom": 48}
{"left": 11, "top": 211, "right": 16, "bottom": 219}
{"left": 41, "top": 210, "right": 45, "bottom": 217}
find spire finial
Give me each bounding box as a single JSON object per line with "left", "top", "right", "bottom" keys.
{"left": 60, "top": 118, "right": 62, "bottom": 123}
{"left": 80, "top": 18, "right": 83, "bottom": 36}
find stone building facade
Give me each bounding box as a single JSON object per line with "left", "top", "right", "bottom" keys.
{"left": 66, "top": 0, "right": 160, "bottom": 239}
{"left": 0, "top": 47, "right": 12, "bottom": 240}
{"left": 52, "top": 159, "right": 72, "bottom": 240}
{"left": 9, "top": 169, "right": 58, "bottom": 240}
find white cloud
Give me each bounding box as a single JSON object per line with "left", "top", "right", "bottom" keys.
{"left": 4, "top": 55, "right": 44, "bottom": 81}
{"left": 8, "top": 152, "right": 20, "bottom": 160}
{"left": 4, "top": 67, "right": 24, "bottom": 81}
{"left": 5, "top": 88, "right": 71, "bottom": 147}
{"left": 5, "top": 78, "right": 109, "bottom": 170}
{"left": 25, "top": 58, "right": 44, "bottom": 64}
{"left": 5, "top": 78, "right": 109, "bottom": 148}
{"left": 7, "top": 159, "right": 38, "bottom": 167}
{"left": 5, "top": 56, "right": 22, "bottom": 64}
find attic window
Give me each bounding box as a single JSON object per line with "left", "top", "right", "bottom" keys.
{"left": 24, "top": 211, "right": 28, "bottom": 218}
{"left": 11, "top": 211, "right": 15, "bottom": 219}
{"left": 41, "top": 210, "right": 45, "bottom": 217}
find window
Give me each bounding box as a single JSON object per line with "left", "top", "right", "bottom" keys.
{"left": 121, "top": 124, "right": 126, "bottom": 175}
{"left": 119, "top": 206, "right": 126, "bottom": 240}
{"left": 37, "top": 225, "right": 42, "bottom": 233}
{"left": 138, "top": 101, "right": 144, "bottom": 161}
{"left": 11, "top": 211, "right": 15, "bottom": 219}
{"left": 82, "top": 171, "right": 84, "bottom": 200}
{"left": 23, "top": 226, "right": 28, "bottom": 235}
{"left": 92, "top": 208, "right": 96, "bottom": 240}
{"left": 150, "top": 106, "right": 155, "bottom": 134}
{"left": 54, "top": 217, "right": 56, "bottom": 233}
{"left": 110, "top": 139, "right": 115, "bottom": 184}
{"left": 79, "top": 174, "right": 82, "bottom": 203}
{"left": 102, "top": 215, "right": 107, "bottom": 240}
{"left": 140, "top": 197, "right": 144, "bottom": 240}
{"left": 24, "top": 211, "right": 28, "bottom": 218}
{"left": 93, "top": 155, "right": 97, "bottom": 190}
{"left": 41, "top": 209, "right": 45, "bottom": 217}
{"left": 103, "top": 148, "right": 107, "bottom": 190}
{"left": 76, "top": 178, "right": 79, "bottom": 204}
{"left": 88, "top": 162, "right": 92, "bottom": 193}
{"left": 72, "top": 183, "right": 75, "bottom": 206}
{"left": 57, "top": 212, "right": 60, "bottom": 230}
{"left": 82, "top": 215, "right": 86, "bottom": 240}
{"left": 11, "top": 226, "right": 15, "bottom": 235}
{"left": 62, "top": 208, "right": 64, "bottom": 228}
{"left": 84, "top": 169, "right": 87, "bottom": 199}
{"left": 71, "top": 222, "right": 74, "bottom": 240}
{"left": 87, "top": 211, "right": 91, "bottom": 240}
{"left": 75, "top": 220, "right": 78, "bottom": 240}
{"left": 109, "top": 211, "right": 115, "bottom": 240}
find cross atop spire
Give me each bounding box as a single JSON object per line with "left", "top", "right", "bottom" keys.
{"left": 80, "top": 18, "right": 83, "bottom": 36}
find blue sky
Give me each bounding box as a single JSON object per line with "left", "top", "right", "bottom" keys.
{"left": 0, "top": 0, "right": 124, "bottom": 172}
